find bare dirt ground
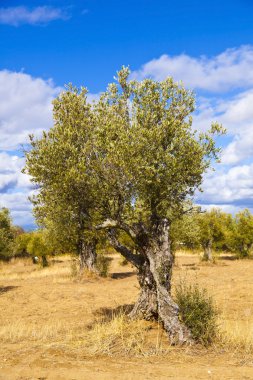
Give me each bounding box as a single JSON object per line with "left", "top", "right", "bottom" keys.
{"left": 0, "top": 253, "right": 253, "bottom": 379}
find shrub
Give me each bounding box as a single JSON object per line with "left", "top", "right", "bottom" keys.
{"left": 175, "top": 283, "right": 218, "bottom": 345}
{"left": 70, "top": 258, "right": 78, "bottom": 277}
{"left": 96, "top": 254, "right": 111, "bottom": 277}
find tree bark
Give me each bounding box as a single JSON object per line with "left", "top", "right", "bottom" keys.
{"left": 107, "top": 218, "right": 192, "bottom": 344}
{"left": 203, "top": 240, "right": 212, "bottom": 261}
{"left": 79, "top": 241, "right": 97, "bottom": 272}
{"left": 135, "top": 219, "right": 192, "bottom": 344}
{"left": 129, "top": 258, "right": 158, "bottom": 320}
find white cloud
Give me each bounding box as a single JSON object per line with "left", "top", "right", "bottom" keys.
{"left": 0, "top": 152, "right": 32, "bottom": 192}
{"left": 0, "top": 70, "right": 61, "bottom": 150}
{"left": 199, "top": 204, "right": 244, "bottom": 215}
{"left": 0, "top": 6, "right": 69, "bottom": 26}
{"left": 131, "top": 46, "right": 253, "bottom": 93}
{"left": 0, "top": 152, "right": 35, "bottom": 227}
{"left": 0, "top": 69, "right": 60, "bottom": 228}
{"left": 0, "top": 192, "right": 35, "bottom": 228}
{"left": 193, "top": 89, "right": 253, "bottom": 164}
{"left": 197, "top": 164, "right": 253, "bottom": 206}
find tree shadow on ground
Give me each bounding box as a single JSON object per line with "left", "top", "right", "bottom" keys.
{"left": 93, "top": 304, "right": 135, "bottom": 323}
{"left": 51, "top": 259, "right": 64, "bottom": 264}
{"left": 0, "top": 286, "right": 18, "bottom": 295}
{"left": 181, "top": 263, "right": 200, "bottom": 270}
{"left": 111, "top": 271, "right": 136, "bottom": 279}
{"left": 219, "top": 254, "right": 238, "bottom": 261}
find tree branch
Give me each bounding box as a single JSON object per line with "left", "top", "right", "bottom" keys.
{"left": 96, "top": 218, "right": 137, "bottom": 241}
{"left": 108, "top": 229, "right": 143, "bottom": 269}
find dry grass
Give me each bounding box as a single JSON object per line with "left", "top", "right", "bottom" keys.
{"left": 0, "top": 320, "right": 68, "bottom": 343}
{"left": 84, "top": 313, "right": 169, "bottom": 357}
{"left": 0, "top": 252, "right": 253, "bottom": 379}
{"left": 219, "top": 317, "right": 253, "bottom": 353}
{"left": 0, "top": 256, "right": 72, "bottom": 281}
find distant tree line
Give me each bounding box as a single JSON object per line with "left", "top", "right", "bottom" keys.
{"left": 1, "top": 206, "right": 253, "bottom": 266}
{"left": 171, "top": 208, "right": 253, "bottom": 260}
{"left": 0, "top": 208, "right": 57, "bottom": 266}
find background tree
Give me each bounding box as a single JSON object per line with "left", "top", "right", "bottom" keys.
{"left": 93, "top": 68, "right": 224, "bottom": 343}
{"left": 14, "top": 232, "right": 31, "bottom": 258}
{"left": 228, "top": 209, "right": 253, "bottom": 258}
{"left": 25, "top": 230, "right": 55, "bottom": 267}
{"left": 196, "top": 209, "right": 232, "bottom": 261}
{"left": 0, "top": 208, "right": 15, "bottom": 261}
{"left": 171, "top": 208, "right": 233, "bottom": 260}
{"left": 24, "top": 87, "right": 99, "bottom": 271}
{"left": 170, "top": 210, "right": 201, "bottom": 252}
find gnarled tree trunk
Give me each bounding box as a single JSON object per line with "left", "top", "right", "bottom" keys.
{"left": 203, "top": 239, "right": 212, "bottom": 261}
{"left": 79, "top": 240, "right": 97, "bottom": 272}
{"left": 108, "top": 219, "right": 192, "bottom": 344}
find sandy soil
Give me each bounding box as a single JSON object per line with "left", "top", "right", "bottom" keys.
{"left": 0, "top": 253, "right": 253, "bottom": 379}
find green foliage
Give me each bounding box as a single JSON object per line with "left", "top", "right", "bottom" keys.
{"left": 26, "top": 230, "right": 54, "bottom": 267}
{"left": 0, "top": 208, "right": 15, "bottom": 260}
{"left": 172, "top": 207, "right": 253, "bottom": 260}
{"left": 196, "top": 209, "right": 232, "bottom": 251}
{"left": 175, "top": 283, "right": 218, "bottom": 345}
{"left": 14, "top": 232, "right": 32, "bottom": 257}
{"left": 24, "top": 68, "right": 223, "bottom": 253}
{"left": 96, "top": 254, "right": 111, "bottom": 277}
{"left": 170, "top": 211, "right": 201, "bottom": 251}
{"left": 228, "top": 209, "right": 253, "bottom": 258}
{"left": 171, "top": 208, "right": 234, "bottom": 258}
{"left": 24, "top": 85, "right": 98, "bottom": 259}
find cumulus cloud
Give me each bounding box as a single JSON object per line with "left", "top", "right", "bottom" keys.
{"left": 0, "top": 70, "right": 61, "bottom": 150}
{"left": 0, "top": 192, "right": 35, "bottom": 228}
{"left": 0, "top": 152, "right": 32, "bottom": 192}
{"left": 131, "top": 45, "right": 253, "bottom": 93}
{"left": 199, "top": 204, "right": 245, "bottom": 215}
{"left": 0, "top": 6, "right": 70, "bottom": 26}
{"left": 197, "top": 164, "right": 253, "bottom": 207}
{"left": 0, "top": 152, "right": 35, "bottom": 227}
{"left": 193, "top": 89, "right": 253, "bottom": 164}
{"left": 0, "top": 70, "right": 61, "bottom": 228}
{"left": 0, "top": 70, "right": 101, "bottom": 227}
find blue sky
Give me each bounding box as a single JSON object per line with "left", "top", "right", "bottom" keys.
{"left": 1, "top": 0, "right": 253, "bottom": 228}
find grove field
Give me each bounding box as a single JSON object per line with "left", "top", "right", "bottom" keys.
{"left": 0, "top": 252, "right": 253, "bottom": 379}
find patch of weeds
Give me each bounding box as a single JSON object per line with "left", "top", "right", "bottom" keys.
{"left": 96, "top": 254, "right": 111, "bottom": 277}
{"left": 175, "top": 283, "right": 218, "bottom": 345}
{"left": 70, "top": 258, "right": 78, "bottom": 278}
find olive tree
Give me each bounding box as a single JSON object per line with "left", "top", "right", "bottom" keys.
{"left": 25, "top": 67, "right": 223, "bottom": 343}
{"left": 0, "top": 208, "right": 14, "bottom": 260}
{"left": 229, "top": 209, "right": 253, "bottom": 258}
{"left": 196, "top": 209, "right": 232, "bottom": 261}
{"left": 93, "top": 68, "right": 223, "bottom": 343}
{"left": 24, "top": 87, "right": 98, "bottom": 271}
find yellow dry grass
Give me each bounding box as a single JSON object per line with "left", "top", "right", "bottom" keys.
{"left": 0, "top": 252, "right": 253, "bottom": 379}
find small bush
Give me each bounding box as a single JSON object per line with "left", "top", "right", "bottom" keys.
{"left": 70, "top": 259, "right": 78, "bottom": 277}
{"left": 175, "top": 283, "right": 218, "bottom": 345}
{"left": 96, "top": 254, "right": 111, "bottom": 277}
